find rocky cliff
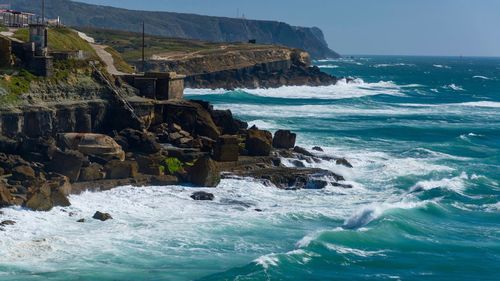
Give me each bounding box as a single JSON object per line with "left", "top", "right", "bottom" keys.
{"left": 9, "top": 0, "right": 340, "bottom": 59}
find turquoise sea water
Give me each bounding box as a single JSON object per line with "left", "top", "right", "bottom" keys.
{"left": 1, "top": 56, "right": 499, "bottom": 280}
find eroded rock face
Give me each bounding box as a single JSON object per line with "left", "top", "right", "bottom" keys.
{"left": 210, "top": 109, "right": 248, "bottom": 135}
{"left": 187, "top": 157, "right": 221, "bottom": 187}
{"left": 163, "top": 100, "right": 220, "bottom": 140}
{"left": 0, "top": 183, "right": 13, "bottom": 207}
{"left": 105, "top": 160, "right": 139, "bottom": 179}
{"left": 25, "top": 176, "right": 72, "bottom": 211}
{"left": 272, "top": 130, "right": 296, "bottom": 149}
{"left": 79, "top": 163, "right": 106, "bottom": 182}
{"left": 213, "top": 135, "right": 239, "bottom": 162}
{"left": 114, "top": 129, "right": 161, "bottom": 154}
{"left": 245, "top": 127, "right": 273, "bottom": 156}
{"left": 46, "top": 150, "right": 86, "bottom": 182}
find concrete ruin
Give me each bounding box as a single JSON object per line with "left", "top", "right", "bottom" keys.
{"left": 123, "top": 72, "right": 185, "bottom": 100}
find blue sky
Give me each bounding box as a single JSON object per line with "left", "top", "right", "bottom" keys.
{"left": 77, "top": 0, "right": 500, "bottom": 57}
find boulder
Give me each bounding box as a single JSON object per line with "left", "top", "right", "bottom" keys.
{"left": 115, "top": 129, "right": 161, "bottom": 154}
{"left": 0, "top": 136, "right": 19, "bottom": 155}
{"left": 93, "top": 211, "right": 113, "bottom": 221}
{"left": 24, "top": 176, "right": 72, "bottom": 211}
{"left": 213, "top": 135, "right": 239, "bottom": 162}
{"left": 46, "top": 150, "right": 85, "bottom": 182}
{"left": 190, "top": 191, "right": 215, "bottom": 201}
{"left": 150, "top": 175, "right": 179, "bottom": 186}
{"left": 79, "top": 163, "right": 105, "bottom": 182}
{"left": 163, "top": 100, "right": 220, "bottom": 140}
{"left": 336, "top": 158, "right": 353, "bottom": 168}
{"left": 187, "top": 157, "right": 221, "bottom": 187}
{"left": 210, "top": 109, "right": 248, "bottom": 135}
{"left": 135, "top": 153, "right": 164, "bottom": 176}
{"left": 11, "top": 165, "right": 36, "bottom": 181}
{"left": 0, "top": 183, "right": 14, "bottom": 207}
{"left": 58, "top": 133, "right": 125, "bottom": 162}
{"left": 245, "top": 128, "right": 273, "bottom": 156}
{"left": 293, "top": 146, "right": 315, "bottom": 157}
{"left": 25, "top": 184, "right": 52, "bottom": 211}
{"left": 272, "top": 130, "right": 296, "bottom": 149}
{"left": 105, "top": 160, "right": 139, "bottom": 179}
{"left": 312, "top": 146, "right": 324, "bottom": 152}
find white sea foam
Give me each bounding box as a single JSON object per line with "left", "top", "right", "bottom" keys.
{"left": 433, "top": 64, "right": 451, "bottom": 69}
{"left": 184, "top": 88, "right": 228, "bottom": 95}
{"left": 325, "top": 244, "right": 386, "bottom": 257}
{"left": 254, "top": 254, "right": 280, "bottom": 269}
{"left": 409, "top": 172, "right": 469, "bottom": 193}
{"left": 373, "top": 63, "right": 415, "bottom": 68}
{"left": 443, "top": 84, "right": 465, "bottom": 91}
{"left": 472, "top": 76, "right": 493, "bottom": 80}
{"left": 457, "top": 101, "right": 500, "bottom": 108}
{"left": 318, "top": 64, "right": 340, "bottom": 69}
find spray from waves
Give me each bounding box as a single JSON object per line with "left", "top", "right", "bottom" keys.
{"left": 409, "top": 172, "right": 469, "bottom": 194}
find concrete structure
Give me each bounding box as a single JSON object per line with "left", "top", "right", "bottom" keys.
{"left": 0, "top": 9, "right": 36, "bottom": 27}
{"left": 29, "top": 24, "right": 48, "bottom": 56}
{"left": 123, "top": 72, "right": 185, "bottom": 100}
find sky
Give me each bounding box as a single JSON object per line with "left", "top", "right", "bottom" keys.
{"left": 76, "top": 0, "right": 500, "bottom": 57}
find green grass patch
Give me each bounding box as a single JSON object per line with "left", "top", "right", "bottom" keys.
{"left": 162, "top": 157, "right": 184, "bottom": 175}
{"left": 105, "top": 47, "right": 134, "bottom": 73}
{"left": 0, "top": 69, "right": 36, "bottom": 106}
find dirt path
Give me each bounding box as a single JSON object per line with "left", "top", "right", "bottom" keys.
{"left": 91, "top": 43, "right": 126, "bottom": 76}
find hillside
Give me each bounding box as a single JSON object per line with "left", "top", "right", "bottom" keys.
{"left": 8, "top": 0, "right": 340, "bottom": 59}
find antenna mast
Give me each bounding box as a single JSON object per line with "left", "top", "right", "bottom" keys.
{"left": 142, "top": 21, "right": 145, "bottom": 73}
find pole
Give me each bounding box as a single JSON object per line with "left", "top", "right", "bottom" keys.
{"left": 142, "top": 21, "right": 145, "bottom": 73}
{"left": 41, "top": 0, "right": 45, "bottom": 25}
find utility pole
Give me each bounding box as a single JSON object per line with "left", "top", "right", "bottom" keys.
{"left": 142, "top": 21, "right": 145, "bottom": 73}
{"left": 41, "top": 0, "right": 45, "bottom": 24}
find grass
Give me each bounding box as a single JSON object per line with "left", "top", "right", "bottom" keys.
{"left": 13, "top": 27, "right": 98, "bottom": 59}
{"left": 162, "top": 157, "right": 184, "bottom": 175}
{"left": 80, "top": 27, "right": 272, "bottom": 62}
{"left": 105, "top": 47, "right": 134, "bottom": 73}
{"left": 0, "top": 69, "right": 36, "bottom": 105}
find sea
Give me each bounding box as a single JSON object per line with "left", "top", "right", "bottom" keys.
{"left": 0, "top": 56, "right": 499, "bottom": 281}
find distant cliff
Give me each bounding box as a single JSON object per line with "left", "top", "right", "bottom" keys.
{"left": 9, "top": 0, "right": 340, "bottom": 59}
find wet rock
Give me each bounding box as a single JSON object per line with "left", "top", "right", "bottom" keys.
{"left": 190, "top": 191, "right": 215, "bottom": 201}
{"left": 272, "top": 130, "right": 296, "bottom": 149}
{"left": 336, "top": 158, "right": 353, "bottom": 168}
{"left": 213, "top": 135, "right": 239, "bottom": 162}
{"left": 25, "top": 176, "right": 72, "bottom": 211}
{"left": 105, "top": 160, "right": 139, "bottom": 179}
{"left": 46, "top": 150, "right": 85, "bottom": 182}
{"left": 305, "top": 179, "right": 328, "bottom": 189}
{"left": 0, "top": 136, "right": 19, "bottom": 155}
{"left": 187, "top": 157, "right": 221, "bottom": 187}
{"left": 77, "top": 218, "right": 85, "bottom": 223}
{"left": 92, "top": 211, "right": 113, "bottom": 221}
{"left": 332, "top": 182, "right": 353, "bottom": 189}
{"left": 79, "top": 163, "right": 106, "bottom": 182}
{"left": 291, "top": 160, "right": 306, "bottom": 168}
{"left": 210, "top": 109, "right": 248, "bottom": 135}
{"left": 246, "top": 127, "right": 273, "bottom": 156}
{"left": 293, "top": 146, "right": 314, "bottom": 157}
{"left": 312, "top": 146, "right": 324, "bottom": 152}
{"left": 0, "top": 220, "right": 16, "bottom": 226}
{"left": 254, "top": 208, "right": 263, "bottom": 212}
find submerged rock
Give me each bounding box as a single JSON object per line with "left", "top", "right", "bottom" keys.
{"left": 190, "top": 191, "right": 215, "bottom": 201}
{"left": 312, "top": 146, "right": 324, "bottom": 152}
{"left": 293, "top": 146, "right": 315, "bottom": 157}
{"left": 93, "top": 211, "right": 113, "bottom": 221}
{"left": 336, "top": 158, "right": 353, "bottom": 168}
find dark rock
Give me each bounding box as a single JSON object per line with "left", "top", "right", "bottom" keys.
{"left": 11, "top": 165, "right": 36, "bottom": 182}
{"left": 246, "top": 127, "right": 273, "bottom": 156}
{"left": 105, "top": 160, "right": 139, "bottom": 179}
{"left": 115, "top": 129, "right": 161, "bottom": 154}
{"left": 0, "top": 220, "right": 16, "bottom": 226}
{"left": 92, "top": 211, "right": 113, "bottom": 221}
{"left": 254, "top": 208, "right": 263, "bottom": 212}
{"left": 336, "top": 158, "right": 353, "bottom": 168}
{"left": 213, "top": 135, "right": 239, "bottom": 162}
{"left": 150, "top": 175, "right": 179, "bottom": 186}
{"left": 332, "top": 182, "right": 353, "bottom": 189}
{"left": 272, "top": 130, "right": 296, "bottom": 149}
{"left": 25, "top": 176, "right": 72, "bottom": 211}
{"left": 79, "top": 163, "right": 105, "bottom": 182}
{"left": 46, "top": 150, "right": 85, "bottom": 182}
{"left": 135, "top": 153, "right": 164, "bottom": 176}
{"left": 187, "top": 157, "right": 221, "bottom": 187}
{"left": 57, "top": 133, "right": 125, "bottom": 162}
{"left": 293, "top": 146, "right": 314, "bottom": 157}
{"left": 291, "top": 160, "right": 306, "bottom": 168}
{"left": 0, "top": 136, "right": 19, "bottom": 154}
{"left": 312, "top": 146, "right": 324, "bottom": 152}
{"left": 190, "top": 191, "right": 215, "bottom": 201}
{"left": 210, "top": 109, "right": 248, "bottom": 135}
{"left": 305, "top": 179, "right": 328, "bottom": 189}
{"left": 163, "top": 100, "right": 221, "bottom": 140}
{"left": 77, "top": 218, "right": 85, "bottom": 223}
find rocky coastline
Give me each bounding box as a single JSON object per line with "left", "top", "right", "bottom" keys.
{"left": 0, "top": 97, "right": 353, "bottom": 227}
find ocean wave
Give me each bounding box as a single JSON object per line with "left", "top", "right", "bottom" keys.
{"left": 472, "top": 75, "right": 493, "bottom": 80}
{"left": 373, "top": 63, "right": 415, "bottom": 68}
{"left": 342, "top": 200, "right": 429, "bottom": 229}
{"left": 443, "top": 84, "right": 465, "bottom": 91}
{"left": 457, "top": 101, "right": 500, "bottom": 108}
{"left": 409, "top": 172, "right": 469, "bottom": 193}
{"left": 318, "top": 64, "right": 340, "bottom": 69}
{"left": 433, "top": 64, "right": 451, "bottom": 69}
